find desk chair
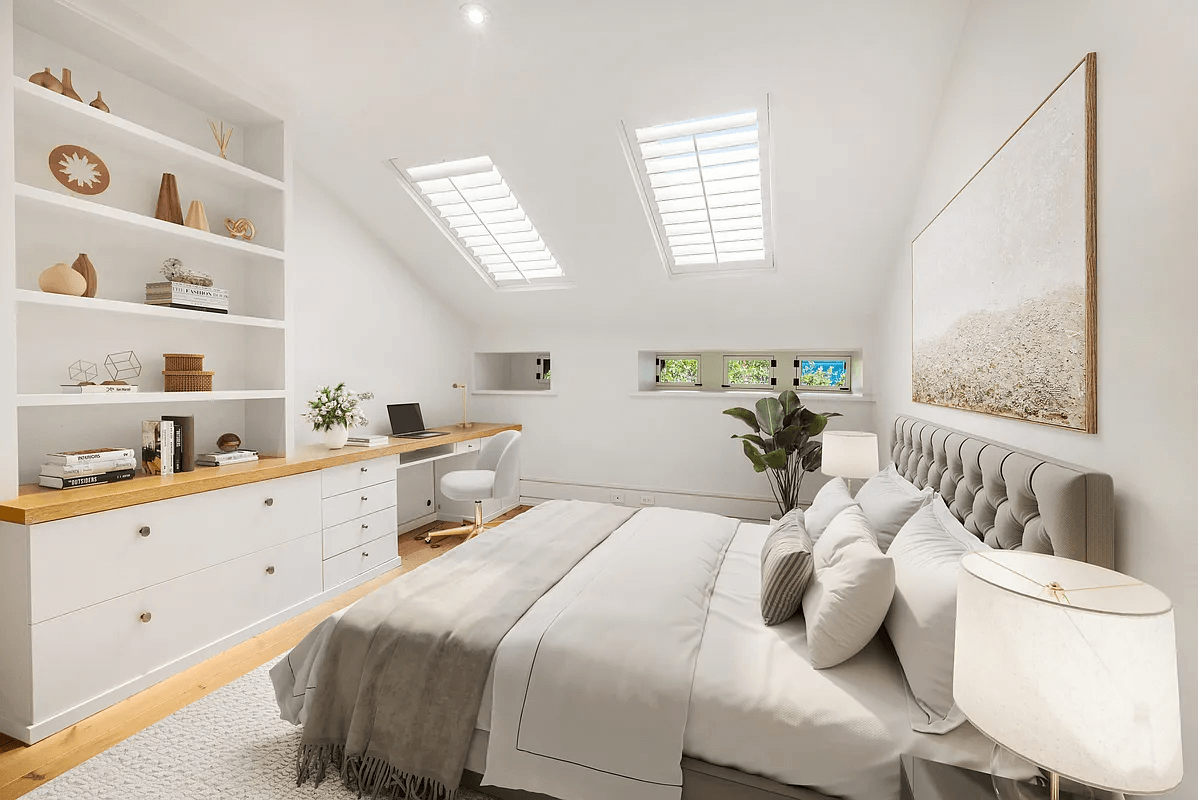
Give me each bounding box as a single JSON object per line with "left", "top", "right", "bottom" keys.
{"left": 426, "top": 430, "right": 521, "bottom": 544}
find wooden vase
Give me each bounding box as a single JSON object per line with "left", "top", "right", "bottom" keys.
{"left": 184, "top": 200, "right": 210, "bottom": 232}
{"left": 71, "top": 253, "right": 98, "bottom": 298}
{"left": 59, "top": 68, "right": 82, "bottom": 102}
{"left": 38, "top": 262, "right": 87, "bottom": 296}
{"left": 28, "top": 68, "right": 63, "bottom": 93}
{"left": 155, "top": 173, "right": 184, "bottom": 225}
{"left": 89, "top": 92, "right": 110, "bottom": 113}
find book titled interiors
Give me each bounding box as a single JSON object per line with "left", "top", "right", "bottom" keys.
{"left": 45, "top": 447, "right": 136, "bottom": 466}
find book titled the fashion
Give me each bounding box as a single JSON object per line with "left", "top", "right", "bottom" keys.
{"left": 41, "top": 457, "right": 137, "bottom": 478}
{"left": 144, "top": 282, "right": 229, "bottom": 301}
{"left": 59, "top": 384, "right": 139, "bottom": 394}
{"left": 38, "top": 468, "right": 136, "bottom": 489}
{"left": 45, "top": 447, "right": 136, "bottom": 466}
{"left": 141, "top": 420, "right": 175, "bottom": 476}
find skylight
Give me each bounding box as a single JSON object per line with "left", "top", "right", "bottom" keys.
{"left": 391, "top": 156, "right": 568, "bottom": 290}
{"left": 621, "top": 103, "right": 773, "bottom": 277}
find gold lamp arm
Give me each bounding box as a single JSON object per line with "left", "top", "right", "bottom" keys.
{"left": 453, "top": 383, "right": 473, "bottom": 429}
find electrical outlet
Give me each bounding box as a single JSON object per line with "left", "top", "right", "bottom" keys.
{"left": 609, "top": 490, "right": 625, "bottom": 504}
{"left": 639, "top": 494, "right": 656, "bottom": 506}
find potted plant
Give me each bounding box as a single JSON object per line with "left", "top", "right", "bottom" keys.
{"left": 724, "top": 388, "right": 842, "bottom": 519}
{"left": 303, "top": 383, "right": 374, "bottom": 449}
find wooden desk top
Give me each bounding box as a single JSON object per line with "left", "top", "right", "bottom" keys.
{"left": 0, "top": 423, "right": 520, "bottom": 526}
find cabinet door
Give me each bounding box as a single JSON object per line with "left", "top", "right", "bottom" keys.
{"left": 395, "top": 462, "right": 434, "bottom": 526}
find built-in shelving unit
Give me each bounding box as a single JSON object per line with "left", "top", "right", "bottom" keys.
{"left": 2, "top": 0, "right": 293, "bottom": 490}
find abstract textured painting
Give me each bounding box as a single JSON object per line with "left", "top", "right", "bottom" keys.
{"left": 912, "top": 54, "right": 1097, "bottom": 433}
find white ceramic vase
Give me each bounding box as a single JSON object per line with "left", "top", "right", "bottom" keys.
{"left": 324, "top": 424, "right": 349, "bottom": 450}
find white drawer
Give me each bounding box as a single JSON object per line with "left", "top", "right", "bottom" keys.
{"left": 323, "top": 506, "right": 396, "bottom": 559}
{"left": 28, "top": 472, "right": 321, "bottom": 624}
{"left": 30, "top": 532, "right": 322, "bottom": 721}
{"left": 322, "top": 531, "right": 398, "bottom": 590}
{"left": 322, "top": 480, "right": 396, "bottom": 529}
{"left": 454, "top": 438, "right": 484, "bottom": 455}
{"left": 321, "top": 455, "right": 398, "bottom": 498}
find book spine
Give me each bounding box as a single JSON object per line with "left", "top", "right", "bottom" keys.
{"left": 43, "top": 458, "right": 137, "bottom": 478}
{"left": 64, "top": 384, "right": 139, "bottom": 394}
{"left": 144, "top": 282, "right": 230, "bottom": 300}
{"left": 197, "top": 454, "right": 258, "bottom": 464}
{"left": 142, "top": 421, "right": 163, "bottom": 475}
{"left": 144, "top": 292, "right": 229, "bottom": 306}
{"left": 40, "top": 469, "right": 136, "bottom": 489}
{"left": 160, "top": 420, "right": 174, "bottom": 477}
{"left": 162, "top": 415, "right": 195, "bottom": 472}
{"left": 46, "top": 448, "right": 137, "bottom": 466}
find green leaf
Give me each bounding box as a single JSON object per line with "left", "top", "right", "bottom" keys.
{"left": 762, "top": 448, "right": 789, "bottom": 470}
{"left": 731, "top": 433, "right": 768, "bottom": 451}
{"left": 801, "top": 441, "right": 823, "bottom": 472}
{"left": 723, "top": 407, "right": 760, "bottom": 432}
{"left": 778, "top": 389, "right": 801, "bottom": 419}
{"left": 807, "top": 413, "right": 830, "bottom": 437}
{"left": 774, "top": 424, "right": 802, "bottom": 452}
{"left": 754, "top": 396, "right": 785, "bottom": 436}
{"left": 743, "top": 440, "right": 769, "bottom": 473}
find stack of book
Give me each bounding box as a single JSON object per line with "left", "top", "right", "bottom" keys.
{"left": 145, "top": 282, "right": 229, "bottom": 315}
{"left": 347, "top": 434, "right": 390, "bottom": 447}
{"left": 60, "top": 383, "right": 138, "bottom": 394}
{"left": 39, "top": 447, "right": 137, "bottom": 489}
{"left": 196, "top": 449, "right": 258, "bottom": 467}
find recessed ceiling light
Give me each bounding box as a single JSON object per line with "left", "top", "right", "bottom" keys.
{"left": 460, "top": 3, "right": 490, "bottom": 25}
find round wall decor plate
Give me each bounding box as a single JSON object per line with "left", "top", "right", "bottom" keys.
{"left": 48, "top": 144, "right": 111, "bottom": 195}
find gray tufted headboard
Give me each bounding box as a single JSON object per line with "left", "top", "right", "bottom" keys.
{"left": 891, "top": 416, "right": 1114, "bottom": 568}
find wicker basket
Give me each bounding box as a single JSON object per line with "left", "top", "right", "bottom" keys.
{"left": 163, "top": 353, "right": 205, "bottom": 372}
{"left": 163, "top": 370, "right": 214, "bottom": 392}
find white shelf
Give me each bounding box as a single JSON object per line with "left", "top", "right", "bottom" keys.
{"left": 16, "top": 289, "right": 285, "bottom": 329}
{"left": 17, "top": 390, "right": 287, "bottom": 407}
{"left": 14, "top": 78, "right": 285, "bottom": 191}
{"left": 15, "top": 183, "right": 285, "bottom": 261}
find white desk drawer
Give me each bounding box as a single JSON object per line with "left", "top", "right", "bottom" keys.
{"left": 322, "top": 531, "right": 398, "bottom": 590}
{"left": 29, "top": 472, "right": 321, "bottom": 624}
{"left": 322, "top": 480, "right": 396, "bottom": 529}
{"left": 454, "top": 438, "right": 484, "bottom": 455}
{"left": 323, "top": 506, "right": 396, "bottom": 559}
{"left": 321, "top": 456, "right": 398, "bottom": 498}
{"left": 30, "top": 532, "right": 322, "bottom": 721}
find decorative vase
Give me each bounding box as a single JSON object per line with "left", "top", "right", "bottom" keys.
{"left": 38, "top": 262, "right": 87, "bottom": 296}
{"left": 184, "top": 200, "right": 210, "bottom": 232}
{"left": 89, "top": 92, "right": 110, "bottom": 113}
{"left": 325, "top": 425, "right": 350, "bottom": 450}
{"left": 28, "top": 68, "right": 63, "bottom": 93}
{"left": 155, "top": 173, "right": 183, "bottom": 224}
{"left": 71, "top": 253, "right": 98, "bottom": 298}
{"left": 59, "top": 68, "right": 82, "bottom": 102}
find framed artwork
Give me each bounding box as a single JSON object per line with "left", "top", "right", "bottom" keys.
{"left": 912, "top": 53, "right": 1097, "bottom": 433}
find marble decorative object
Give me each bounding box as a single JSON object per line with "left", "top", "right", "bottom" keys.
{"left": 161, "top": 258, "right": 213, "bottom": 287}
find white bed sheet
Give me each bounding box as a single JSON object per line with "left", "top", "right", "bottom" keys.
{"left": 681, "top": 522, "right": 999, "bottom": 800}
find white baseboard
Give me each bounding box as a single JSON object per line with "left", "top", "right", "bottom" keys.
{"left": 519, "top": 478, "right": 778, "bottom": 522}
{"left": 7, "top": 556, "right": 402, "bottom": 745}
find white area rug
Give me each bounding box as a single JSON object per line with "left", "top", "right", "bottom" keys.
{"left": 28, "top": 661, "right": 498, "bottom": 800}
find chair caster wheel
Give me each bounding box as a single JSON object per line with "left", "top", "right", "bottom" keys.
{"left": 424, "top": 536, "right": 432, "bottom": 544}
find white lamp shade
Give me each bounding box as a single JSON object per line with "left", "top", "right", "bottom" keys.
{"left": 954, "top": 551, "right": 1183, "bottom": 794}
{"left": 820, "top": 431, "right": 879, "bottom": 479}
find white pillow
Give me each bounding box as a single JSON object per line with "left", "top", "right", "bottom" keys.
{"left": 885, "top": 496, "right": 989, "bottom": 734}
{"left": 802, "top": 477, "right": 857, "bottom": 543}
{"left": 855, "top": 463, "right": 933, "bottom": 552}
{"left": 802, "top": 506, "right": 895, "bottom": 669}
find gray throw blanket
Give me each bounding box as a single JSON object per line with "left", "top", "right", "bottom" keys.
{"left": 297, "top": 500, "right": 638, "bottom": 799}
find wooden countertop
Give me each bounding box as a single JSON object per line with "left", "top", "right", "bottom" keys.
{"left": 0, "top": 423, "right": 521, "bottom": 525}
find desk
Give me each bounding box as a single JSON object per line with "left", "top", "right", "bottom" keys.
{"left": 0, "top": 422, "right": 520, "bottom": 745}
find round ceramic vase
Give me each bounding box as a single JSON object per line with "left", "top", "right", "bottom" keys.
{"left": 324, "top": 425, "right": 350, "bottom": 450}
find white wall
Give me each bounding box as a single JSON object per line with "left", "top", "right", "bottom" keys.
{"left": 874, "top": 2, "right": 1198, "bottom": 795}
{"left": 0, "top": 0, "right": 18, "bottom": 498}
{"left": 471, "top": 312, "right": 878, "bottom": 520}
{"left": 289, "top": 170, "right": 472, "bottom": 446}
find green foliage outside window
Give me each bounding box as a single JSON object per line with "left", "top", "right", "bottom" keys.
{"left": 659, "top": 358, "right": 700, "bottom": 384}
{"left": 726, "top": 358, "right": 771, "bottom": 386}
{"left": 800, "top": 359, "right": 849, "bottom": 389}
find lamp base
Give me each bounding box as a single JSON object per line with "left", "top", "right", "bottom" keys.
{"left": 456, "top": 422, "right": 474, "bottom": 429}
{"left": 991, "top": 745, "right": 1124, "bottom": 800}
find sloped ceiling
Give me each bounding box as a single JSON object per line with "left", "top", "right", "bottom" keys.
{"left": 122, "top": 0, "right": 970, "bottom": 327}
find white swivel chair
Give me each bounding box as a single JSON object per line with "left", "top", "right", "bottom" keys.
{"left": 427, "top": 430, "right": 521, "bottom": 544}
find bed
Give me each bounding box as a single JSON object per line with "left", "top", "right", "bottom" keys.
{"left": 272, "top": 415, "right": 1114, "bottom": 800}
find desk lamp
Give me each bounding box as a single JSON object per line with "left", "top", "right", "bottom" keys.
{"left": 453, "top": 383, "right": 473, "bottom": 429}
{"left": 820, "top": 431, "right": 879, "bottom": 494}
{"left": 954, "top": 550, "right": 1182, "bottom": 799}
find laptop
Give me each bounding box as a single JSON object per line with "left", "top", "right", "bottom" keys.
{"left": 387, "top": 403, "right": 449, "bottom": 439}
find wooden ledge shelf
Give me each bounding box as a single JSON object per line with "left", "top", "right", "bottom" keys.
{"left": 0, "top": 423, "right": 521, "bottom": 525}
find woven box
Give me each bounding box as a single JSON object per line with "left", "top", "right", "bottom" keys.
{"left": 163, "top": 353, "right": 204, "bottom": 372}
{"left": 163, "top": 371, "right": 214, "bottom": 392}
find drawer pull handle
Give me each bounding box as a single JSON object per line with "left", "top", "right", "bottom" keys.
{"left": 361, "top": 467, "right": 369, "bottom": 473}
{"left": 361, "top": 495, "right": 368, "bottom": 502}
{"left": 266, "top": 565, "right": 276, "bottom": 575}
{"left": 138, "top": 526, "right": 151, "bottom": 537}
{"left": 362, "top": 551, "right": 370, "bottom": 557}
{"left": 264, "top": 497, "right": 274, "bottom": 507}
{"left": 140, "top": 612, "right": 152, "bottom": 623}
{"left": 362, "top": 523, "right": 369, "bottom": 530}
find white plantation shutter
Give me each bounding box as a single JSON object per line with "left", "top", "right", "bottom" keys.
{"left": 624, "top": 105, "right": 773, "bottom": 276}
{"left": 391, "top": 156, "right": 566, "bottom": 288}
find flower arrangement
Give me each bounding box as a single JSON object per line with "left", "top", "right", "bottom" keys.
{"left": 303, "top": 383, "right": 374, "bottom": 432}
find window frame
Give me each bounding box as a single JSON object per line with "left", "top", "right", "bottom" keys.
{"left": 655, "top": 353, "right": 703, "bottom": 387}
{"left": 793, "top": 355, "right": 853, "bottom": 392}
{"left": 721, "top": 354, "right": 777, "bottom": 389}
{"left": 535, "top": 354, "right": 551, "bottom": 385}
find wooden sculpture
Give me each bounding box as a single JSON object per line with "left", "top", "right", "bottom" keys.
{"left": 155, "top": 173, "right": 184, "bottom": 224}
{"left": 89, "top": 92, "right": 110, "bottom": 113}
{"left": 48, "top": 145, "right": 110, "bottom": 195}
{"left": 184, "top": 200, "right": 210, "bottom": 232}
{"left": 71, "top": 253, "right": 98, "bottom": 298}
{"left": 59, "top": 68, "right": 82, "bottom": 102}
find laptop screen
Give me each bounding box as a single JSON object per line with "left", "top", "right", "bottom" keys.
{"left": 387, "top": 403, "right": 426, "bottom": 435}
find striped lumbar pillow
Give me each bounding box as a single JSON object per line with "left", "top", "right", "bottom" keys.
{"left": 760, "top": 509, "right": 816, "bottom": 626}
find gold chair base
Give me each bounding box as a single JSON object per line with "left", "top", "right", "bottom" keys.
{"left": 425, "top": 501, "right": 493, "bottom": 544}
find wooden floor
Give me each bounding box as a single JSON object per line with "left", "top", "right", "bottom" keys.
{"left": 0, "top": 506, "right": 532, "bottom": 800}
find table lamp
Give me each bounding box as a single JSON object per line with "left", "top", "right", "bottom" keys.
{"left": 954, "top": 550, "right": 1183, "bottom": 799}
{"left": 452, "top": 382, "right": 473, "bottom": 429}
{"left": 820, "top": 431, "right": 879, "bottom": 494}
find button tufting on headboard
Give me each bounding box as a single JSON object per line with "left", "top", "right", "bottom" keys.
{"left": 890, "top": 416, "right": 1114, "bottom": 568}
